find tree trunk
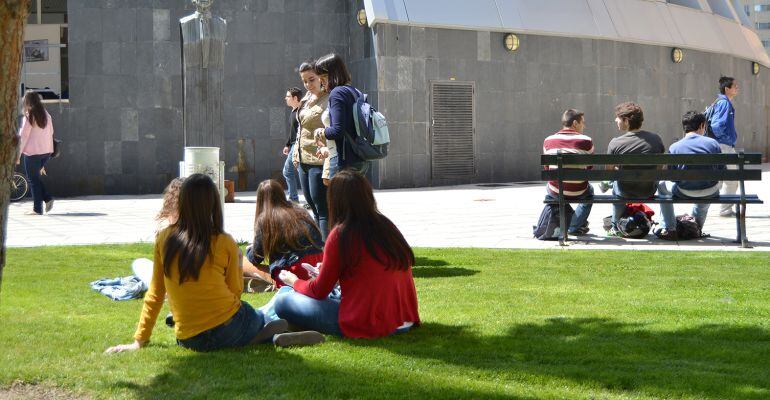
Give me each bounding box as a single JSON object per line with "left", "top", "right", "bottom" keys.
{"left": 0, "top": 1, "right": 29, "bottom": 296}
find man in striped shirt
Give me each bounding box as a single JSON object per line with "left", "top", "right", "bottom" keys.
{"left": 543, "top": 109, "right": 595, "bottom": 235}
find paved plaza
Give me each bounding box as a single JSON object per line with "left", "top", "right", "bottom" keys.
{"left": 7, "top": 165, "right": 770, "bottom": 251}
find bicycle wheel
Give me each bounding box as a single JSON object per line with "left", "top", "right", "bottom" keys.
{"left": 10, "top": 173, "right": 29, "bottom": 202}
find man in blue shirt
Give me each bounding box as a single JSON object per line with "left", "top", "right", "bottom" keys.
{"left": 708, "top": 76, "right": 739, "bottom": 217}
{"left": 655, "top": 111, "right": 723, "bottom": 240}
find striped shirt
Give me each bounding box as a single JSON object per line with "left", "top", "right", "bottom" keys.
{"left": 543, "top": 129, "right": 594, "bottom": 197}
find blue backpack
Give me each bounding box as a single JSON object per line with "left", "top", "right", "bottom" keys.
{"left": 348, "top": 90, "right": 389, "bottom": 160}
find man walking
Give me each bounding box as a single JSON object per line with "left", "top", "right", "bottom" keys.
{"left": 282, "top": 87, "right": 302, "bottom": 203}
{"left": 654, "top": 111, "right": 723, "bottom": 240}
{"left": 708, "top": 76, "right": 739, "bottom": 217}
{"left": 543, "top": 109, "right": 595, "bottom": 235}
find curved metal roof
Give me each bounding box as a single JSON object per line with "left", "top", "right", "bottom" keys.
{"left": 363, "top": 0, "right": 770, "bottom": 66}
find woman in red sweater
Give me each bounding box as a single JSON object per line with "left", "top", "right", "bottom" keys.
{"left": 275, "top": 170, "right": 420, "bottom": 338}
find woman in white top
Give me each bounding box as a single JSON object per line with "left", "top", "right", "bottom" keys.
{"left": 17, "top": 91, "right": 55, "bottom": 215}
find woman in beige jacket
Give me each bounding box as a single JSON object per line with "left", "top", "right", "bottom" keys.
{"left": 292, "top": 62, "right": 330, "bottom": 238}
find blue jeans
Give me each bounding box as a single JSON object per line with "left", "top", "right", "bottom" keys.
{"left": 610, "top": 183, "right": 648, "bottom": 224}
{"left": 657, "top": 181, "right": 718, "bottom": 230}
{"left": 274, "top": 289, "right": 343, "bottom": 336}
{"left": 177, "top": 301, "right": 265, "bottom": 352}
{"left": 298, "top": 164, "right": 328, "bottom": 239}
{"left": 544, "top": 185, "right": 593, "bottom": 233}
{"left": 283, "top": 144, "right": 301, "bottom": 202}
{"left": 23, "top": 154, "right": 52, "bottom": 214}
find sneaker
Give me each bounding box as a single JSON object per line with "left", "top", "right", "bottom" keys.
{"left": 606, "top": 226, "right": 623, "bottom": 237}
{"left": 165, "top": 313, "right": 175, "bottom": 328}
{"left": 568, "top": 225, "right": 590, "bottom": 236}
{"left": 654, "top": 228, "right": 678, "bottom": 241}
{"left": 250, "top": 319, "right": 289, "bottom": 344}
{"left": 598, "top": 181, "right": 612, "bottom": 193}
{"left": 45, "top": 199, "right": 54, "bottom": 213}
{"left": 719, "top": 210, "right": 736, "bottom": 218}
{"left": 273, "top": 331, "right": 325, "bottom": 348}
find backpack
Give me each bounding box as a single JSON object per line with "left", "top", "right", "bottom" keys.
{"left": 602, "top": 204, "right": 653, "bottom": 239}
{"left": 675, "top": 214, "right": 708, "bottom": 240}
{"left": 617, "top": 211, "right": 652, "bottom": 239}
{"left": 347, "top": 89, "right": 390, "bottom": 160}
{"left": 703, "top": 101, "right": 718, "bottom": 140}
{"left": 533, "top": 204, "right": 574, "bottom": 241}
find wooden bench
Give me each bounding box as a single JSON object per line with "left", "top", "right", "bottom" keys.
{"left": 540, "top": 152, "right": 763, "bottom": 247}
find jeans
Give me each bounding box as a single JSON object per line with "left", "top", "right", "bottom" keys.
{"left": 657, "top": 181, "right": 719, "bottom": 230}
{"left": 177, "top": 301, "right": 265, "bottom": 352}
{"left": 274, "top": 289, "right": 343, "bottom": 336}
{"left": 299, "top": 163, "right": 328, "bottom": 239}
{"left": 22, "top": 154, "right": 52, "bottom": 214}
{"left": 719, "top": 144, "right": 739, "bottom": 214}
{"left": 282, "top": 143, "right": 301, "bottom": 202}
{"left": 610, "top": 184, "right": 642, "bottom": 224}
{"left": 544, "top": 185, "right": 593, "bottom": 233}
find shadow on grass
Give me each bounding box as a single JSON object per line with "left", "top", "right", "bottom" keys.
{"left": 348, "top": 319, "right": 770, "bottom": 400}
{"left": 411, "top": 257, "right": 478, "bottom": 278}
{"left": 116, "top": 346, "right": 531, "bottom": 400}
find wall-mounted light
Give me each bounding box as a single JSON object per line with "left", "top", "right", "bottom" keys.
{"left": 752, "top": 61, "right": 760, "bottom": 75}
{"left": 357, "top": 9, "right": 367, "bottom": 26}
{"left": 504, "top": 33, "right": 519, "bottom": 52}
{"left": 671, "top": 48, "right": 683, "bottom": 63}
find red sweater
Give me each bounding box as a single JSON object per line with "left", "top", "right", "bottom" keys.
{"left": 293, "top": 227, "right": 420, "bottom": 338}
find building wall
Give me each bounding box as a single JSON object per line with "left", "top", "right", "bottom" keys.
{"left": 372, "top": 25, "right": 770, "bottom": 188}
{"left": 50, "top": 0, "right": 360, "bottom": 196}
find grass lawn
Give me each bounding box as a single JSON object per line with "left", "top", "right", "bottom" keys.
{"left": 1, "top": 245, "right": 769, "bottom": 400}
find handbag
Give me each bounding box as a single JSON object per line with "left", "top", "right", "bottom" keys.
{"left": 52, "top": 138, "right": 61, "bottom": 158}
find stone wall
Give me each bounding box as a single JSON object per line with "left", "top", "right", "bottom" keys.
{"left": 53, "top": 0, "right": 359, "bottom": 196}
{"left": 372, "top": 25, "right": 770, "bottom": 188}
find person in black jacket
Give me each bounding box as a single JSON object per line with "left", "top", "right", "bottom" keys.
{"left": 313, "top": 54, "right": 368, "bottom": 175}
{"left": 282, "top": 87, "right": 303, "bottom": 203}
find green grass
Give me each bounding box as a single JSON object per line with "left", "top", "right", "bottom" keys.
{"left": 1, "top": 245, "right": 769, "bottom": 399}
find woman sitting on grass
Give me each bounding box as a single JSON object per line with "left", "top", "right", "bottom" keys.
{"left": 274, "top": 170, "right": 420, "bottom": 338}
{"left": 106, "top": 174, "right": 294, "bottom": 353}
{"left": 243, "top": 179, "right": 324, "bottom": 289}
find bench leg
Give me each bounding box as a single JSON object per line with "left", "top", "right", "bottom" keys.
{"left": 559, "top": 201, "right": 567, "bottom": 246}
{"left": 740, "top": 203, "right": 750, "bottom": 248}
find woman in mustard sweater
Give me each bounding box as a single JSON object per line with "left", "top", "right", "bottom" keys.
{"left": 105, "top": 174, "right": 319, "bottom": 352}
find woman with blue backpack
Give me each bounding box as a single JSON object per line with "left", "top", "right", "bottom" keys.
{"left": 313, "top": 53, "right": 369, "bottom": 175}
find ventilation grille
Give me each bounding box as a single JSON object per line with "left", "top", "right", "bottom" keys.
{"left": 431, "top": 82, "right": 476, "bottom": 179}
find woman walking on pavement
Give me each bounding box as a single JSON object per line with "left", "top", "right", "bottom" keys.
{"left": 17, "top": 91, "right": 55, "bottom": 215}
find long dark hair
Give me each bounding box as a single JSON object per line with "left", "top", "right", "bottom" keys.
{"left": 23, "top": 91, "right": 48, "bottom": 129}
{"left": 328, "top": 170, "right": 413, "bottom": 277}
{"left": 254, "top": 180, "right": 321, "bottom": 257}
{"left": 163, "top": 174, "right": 224, "bottom": 284}
{"left": 314, "top": 53, "right": 352, "bottom": 91}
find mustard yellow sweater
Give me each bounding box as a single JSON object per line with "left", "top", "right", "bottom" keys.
{"left": 134, "top": 228, "right": 242, "bottom": 342}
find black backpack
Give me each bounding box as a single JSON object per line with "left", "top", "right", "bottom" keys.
{"left": 703, "top": 101, "right": 718, "bottom": 140}
{"left": 676, "top": 214, "right": 708, "bottom": 240}
{"left": 618, "top": 211, "right": 652, "bottom": 238}
{"left": 347, "top": 90, "right": 390, "bottom": 161}
{"left": 533, "top": 204, "right": 574, "bottom": 241}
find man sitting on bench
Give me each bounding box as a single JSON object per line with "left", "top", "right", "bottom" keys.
{"left": 542, "top": 109, "right": 595, "bottom": 235}
{"left": 607, "top": 102, "right": 665, "bottom": 236}
{"left": 654, "top": 111, "right": 724, "bottom": 240}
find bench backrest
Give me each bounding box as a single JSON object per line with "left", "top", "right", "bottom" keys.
{"left": 540, "top": 153, "right": 762, "bottom": 182}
